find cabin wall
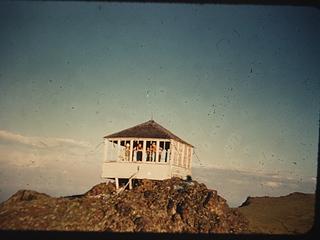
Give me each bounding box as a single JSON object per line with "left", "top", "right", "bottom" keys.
{"left": 189, "top": 147, "right": 193, "bottom": 171}
{"left": 103, "top": 138, "right": 193, "bottom": 181}
{"left": 170, "top": 140, "right": 192, "bottom": 170}
{"left": 170, "top": 165, "right": 192, "bottom": 178}
{"left": 102, "top": 161, "right": 191, "bottom": 180}
{"left": 102, "top": 161, "right": 171, "bottom": 180}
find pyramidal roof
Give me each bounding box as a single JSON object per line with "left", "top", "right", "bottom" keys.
{"left": 104, "top": 120, "right": 193, "bottom": 147}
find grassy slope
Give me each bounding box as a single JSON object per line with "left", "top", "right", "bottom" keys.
{"left": 236, "top": 192, "right": 315, "bottom": 234}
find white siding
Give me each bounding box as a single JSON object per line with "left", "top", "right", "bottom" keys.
{"left": 102, "top": 161, "right": 171, "bottom": 180}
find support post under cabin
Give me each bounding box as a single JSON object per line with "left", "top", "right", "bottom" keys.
{"left": 129, "top": 179, "right": 132, "bottom": 190}
{"left": 115, "top": 178, "right": 119, "bottom": 190}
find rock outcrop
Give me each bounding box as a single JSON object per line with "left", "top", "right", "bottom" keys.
{"left": 0, "top": 178, "right": 248, "bottom": 233}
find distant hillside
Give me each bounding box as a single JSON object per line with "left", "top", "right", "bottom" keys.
{"left": 237, "top": 192, "right": 315, "bottom": 234}
{"left": 0, "top": 178, "right": 248, "bottom": 233}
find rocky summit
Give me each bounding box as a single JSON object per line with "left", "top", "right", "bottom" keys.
{"left": 0, "top": 178, "right": 248, "bottom": 233}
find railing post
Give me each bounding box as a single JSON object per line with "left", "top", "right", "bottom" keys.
{"left": 129, "top": 139, "right": 133, "bottom": 162}
{"left": 115, "top": 178, "right": 119, "bottom": 190}
{"left": 156, "top": 140, "right": 160, "bottom": 162}
{"left": 117, "top": 139, "right": 121, "bottom": 161}
{"left": 104, "top": 138, "right": 108, "bottom": 162}
{"left": 170, "top": 140, "right": 175, "bottom": 165}
{"left": 165, "top": 141, "right": 169, "bottom": 163}
{"left": 142, "top": 140, "right": 146, "bottom": 162}
{"left": 129, "top": 179, "right": 132, "bottom": 190}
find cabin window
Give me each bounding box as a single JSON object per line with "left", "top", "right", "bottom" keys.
{"left": 116, "top": 140, "right": 128, "bottom": 161}
{"left": 145, "top": 141, "right": 152, "bottom": 161}
{"left": 178, "top": 143, "right": 183, "bottom": 166}
{"left": 150, "top": 141, "right": 157, "bottom": 162}
{"left": 187, "top": 147, "right": 191, "bottom": 169}
{"left": 159, "top": 141, "right": 164, "bottom": 162}
{"left": 133, "top": 140, "right": 143, "bottom": 161}
{"left": 174, "top": 142, "right": 179, "bottom": 166}
{"left": 165, "top": 142, "right": 171, "bottom": 162}
{"left": 126, "top": 140, "right": 131, "bottom": 161}
{"left": 114, "top": 140, "right": 120, "bottom": 161}
{"left": 172, "top": 142, "right": 177, "bottom": 165}
{"left": 105, "top": 140, "right": 130, "bottom": 162}
{"left": 160, "top": 141, "right": 167, "bottom": 162}
{"left": 143, "top": 141, "right": 157, "bottom": 162}
{"left": 105, "top": 140, "right": 117, "bottom": 161}
{"left": 106, "top": 139, "right": 172, "bottom": 164}
{"left": 181, "top": 144, "right": 185, "bottom": 167}
{"left": 157, "top": 141, "right": 170, "bottom": 163}
{"left": 141, "top": 141, "right": 169, "bottom": 163}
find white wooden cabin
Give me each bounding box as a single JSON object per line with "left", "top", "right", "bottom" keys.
{"left": 102, "top": 120, "right": 194, "bottom": 189}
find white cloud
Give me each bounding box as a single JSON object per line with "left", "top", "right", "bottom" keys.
{"left": 0, "top": 129, "right": 92, "bottom": 149}
{"left": 0, "top": 131, "right": 103, "bottom": 202}
{"left": 228, "top": 179, "right": 246, "bottom": 185}
{"left": 264, "top": 181, "right": 282, "bottom": 188}
{"left": 194, "top": 164, "right": 312, "bottom": 183}
{"left": 0, "top": 129, "right": 100, "bottom": 168}
{"left": 0, "top": 146, "right": 41, "bottom": 168}
{"left": 192, "top": 166, "right": 316, "bottom": 207}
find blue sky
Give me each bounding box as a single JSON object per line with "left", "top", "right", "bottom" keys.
{"left": 0, "top": 2, "right": 319, "bottom": 206}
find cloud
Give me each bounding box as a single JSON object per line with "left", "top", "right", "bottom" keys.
{"left": 0, "top": 129, "right": 91, "bottom": 149}
{"left": 192, "top": 166, "right": 316, "bottom": 207}
{"left": 0, "top": 146, "right": 41, "bottom": 168}
{"left": 0, "top": 130, "right": 103, "bottom": 202}
{"left": 264, "top": 181, "right": 282, "bottom": 188}
{"left": 193, "top": 164, "right": 312, "bottom": 183}
{"left": 228, "top": 179, "right": 247, "bottom": 185}
{"left": 0, "top": 153, "right": 102, "bottom": 203}
{"left": 0, "top": 129, "right": 99, "bottom": 169}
